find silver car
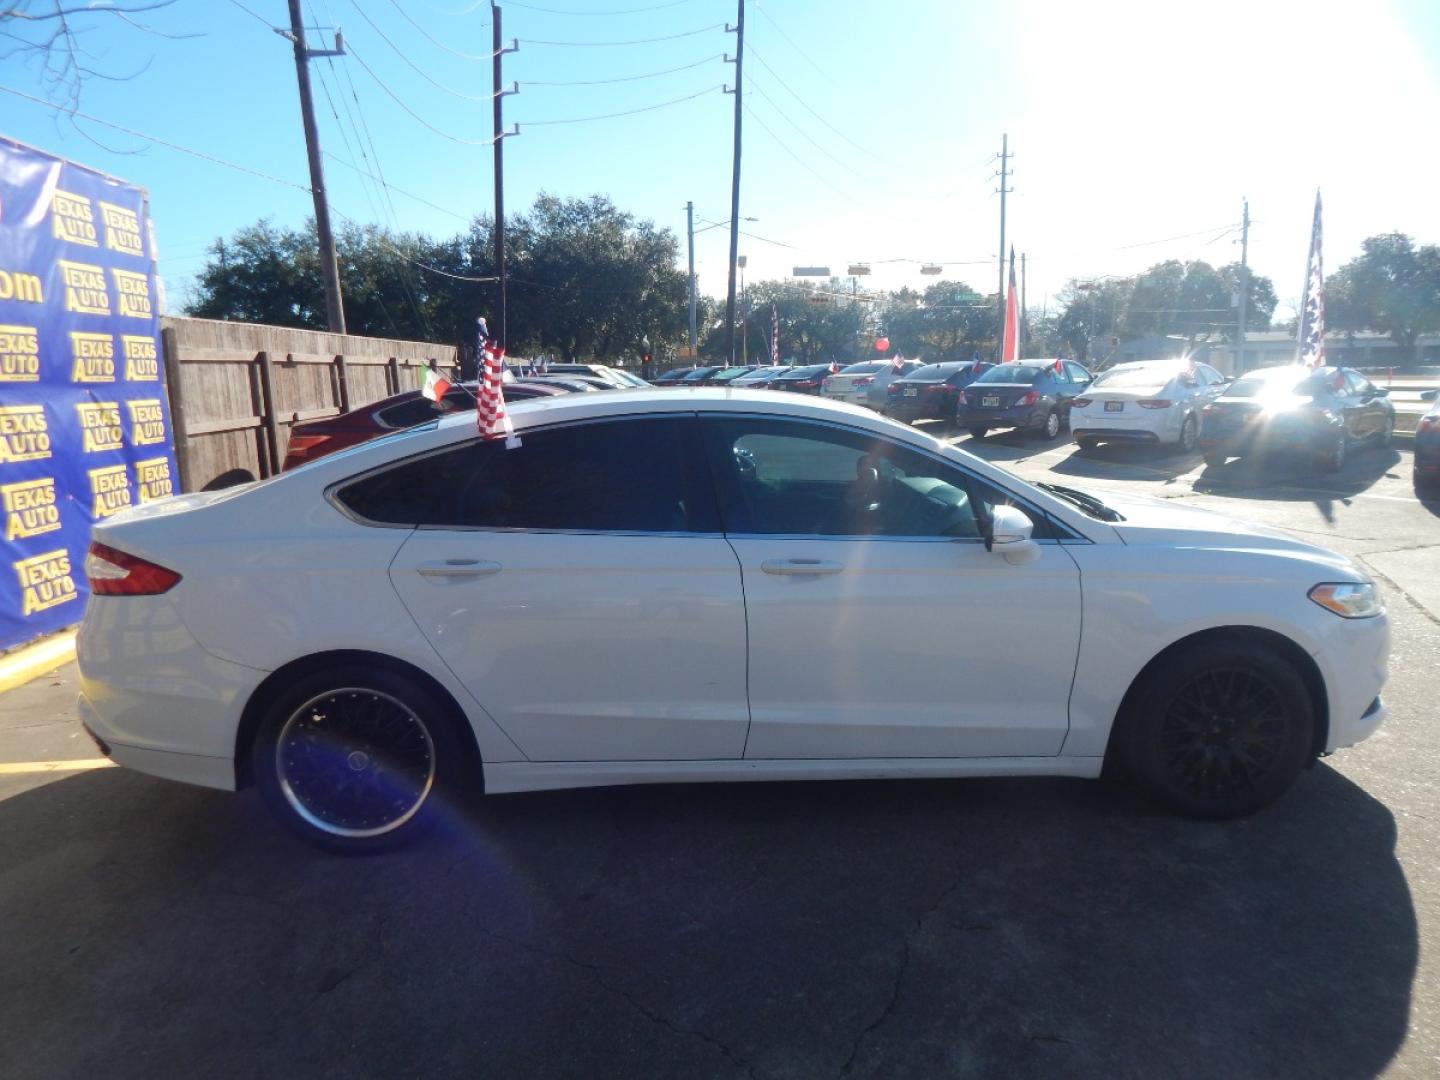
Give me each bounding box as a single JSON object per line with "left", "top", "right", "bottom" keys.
{"left": 821, "top": 360, "right": 923, "bottom": 409}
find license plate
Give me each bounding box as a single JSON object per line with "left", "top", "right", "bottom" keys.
{"left": 1105, "top": 400, "right": 1124, "bottom": 412}
{"left": 904, "top": 388, "right": 918, "bottom": 397}
{"left": 982, "top": 396, "right": 1000, "bottom": 407}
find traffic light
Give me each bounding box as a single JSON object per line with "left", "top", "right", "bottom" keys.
{"left": 641, "top": 350, "right": 652, "bottom": 365}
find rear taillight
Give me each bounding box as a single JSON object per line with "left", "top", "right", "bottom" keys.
{"left": 1419, "top": 416, "right": 1439, "bottom": 431}
{"left": 924, "top": 383, "right": 946, "bottom": 394}
{"left": 286, "top": 433, "right": 332, "bottom": 457}
{"left": 956, "top": 390, "right": 968, "bottom": 405}
{"left": 853, "top": 376, "right": 874, "bottom": 387}
{"left": 1072, "top": 397, "right": 1091, "bottom": 408}
{"left": 1202, "top": 403, "right": 1219, "bottom": 415}
{"left": 821, "top": 377, "right": 833, "bottom": 389}
{"left": 1137, "top": 399, "right": 1173, "bottom": 409}
{"left": 85, "top": 542, "right": 181, "bottom": 596}
{"left": 1016, "top": 390, "right": 1039, "bottom": 406}
{"left": 796, "top": 379, "right": 817, "bottom": 388}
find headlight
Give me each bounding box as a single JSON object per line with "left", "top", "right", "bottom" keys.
{"left": 1308, "top": 581, "right": 1383, "bottom": 619}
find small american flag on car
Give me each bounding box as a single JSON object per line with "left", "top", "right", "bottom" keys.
{"left": 476, "top": 318, "right": 519, "bottom": 448}
{"left": 1298, "top": 190, "right": 1326, "bottom": 369}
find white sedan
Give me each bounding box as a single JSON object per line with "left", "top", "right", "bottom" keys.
{"left": 1070, "top": 359, "right": 1228, "bottom": 452}
{"left": 78, "top": 388, "right": 1389, "bottom": 852}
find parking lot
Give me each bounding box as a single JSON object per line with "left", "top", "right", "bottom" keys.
{"left": 2, "top": 434, "right": 1438, "bottom": 1079}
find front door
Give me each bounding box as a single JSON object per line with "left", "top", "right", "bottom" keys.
{"left": 349, "top": 415, "right": 751, "bottom": 762}
{"left": 702, "top": 416, "right": 1083, "bottom": 760}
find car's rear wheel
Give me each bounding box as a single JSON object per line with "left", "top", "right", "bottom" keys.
{"left": 254, "top": 667, "right": 467, "bottom": 853}
{"left": 1321, "top": 434, "right": 1347, "bottom": 473}
{"left": 1076, "top": 436, "right": 1099, "bottom": 452}
{"left": 969, "top": 427, "right": 987, "bottom": 440}
{"left": 1177, "top": 414, "right": 1198, "bottom": 453}
{"left": 1202, "top": 451, "right": 1225, "bottom": 468}
{"left": 1377, "top": 416, "right": 1394, "bottom": 449}
{"left": 1115, "top": 640, "right": 1314, "bottom": 819}
{"left": 1039, "top": 410, "right": 1061, "bottom": 439}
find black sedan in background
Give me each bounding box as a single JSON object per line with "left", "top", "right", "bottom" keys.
{"left": 771, "top": 364, "right": 835, "bottom": 395}
{"left": 1199, "top": 364, "right": 1395, "bottom": 472}
{"left": 954, "top": 359, "right": 1093, "bottom": 439}
{"left": 1412, "top": 388, "right": 1438, "bottom": 490}
{"left": 885, "top": 361, "right": 993, "bottom": 426}
{"left": 730, "top": 365, "right": 792, "bottom": 388}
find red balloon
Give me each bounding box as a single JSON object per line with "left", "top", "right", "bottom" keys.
{"left": 874, "top": 337, "right": 890, "bottom": 352}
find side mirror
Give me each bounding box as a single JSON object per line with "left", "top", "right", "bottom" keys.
{"left": 984, "top": 504, "right": 1040, "bottom": 565}
{"left": 1374, "top": 387, "right": 1390, "bottom": 397}
{"left": 1423, "top": 389, "right": 1438, "bottom": 402}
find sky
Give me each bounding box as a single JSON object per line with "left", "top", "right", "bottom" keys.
{"left": 4, "top": 0, "right": 1440, "bottom": 329}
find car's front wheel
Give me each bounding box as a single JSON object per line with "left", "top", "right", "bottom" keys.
{"left": 1114, "top": 639, "right": 1314, "bottom": 819}
{"left": 253, "top": 667, "right": 468, "bottom": 853}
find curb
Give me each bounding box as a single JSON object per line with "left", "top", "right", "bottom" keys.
{"left": 0, "top": 630, "right": 78, "bottom": 696}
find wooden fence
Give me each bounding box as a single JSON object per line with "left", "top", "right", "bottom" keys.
{"left": 159, "top": 316, "right": 459, "bottom": 492}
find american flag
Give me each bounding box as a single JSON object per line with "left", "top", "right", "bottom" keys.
{"left": 770, "top": 304, "right": 780, "bottom": 364}
{"left": 1298, "top": 190, "right": 1326, "bottom": 369}
{"left": 476, "top": 326, "right": 520, "bottom": 447}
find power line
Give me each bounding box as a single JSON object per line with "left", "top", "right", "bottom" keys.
{"left": 753, "top": 4, "right": 828, "bottom": 80}
{"left": 347, "top": 45, "right": 493, "bottom": 144}
{"left": 744, "top": 75, "right": 878, "bottom": 187}
{"left": 348, "top": 2, "right": 491, "bottom": 101}
{"left": 505, "top": 0, "right": 699, "bottom": 13}
{"left": 522, "top": 53, "right": 720, "bottom": 86}
{"left": 518, "top": 84, "right": 720, "bottom": 126}
{"left": 0, "top": 84, "right": 312, "bottom": 192}
{"left": 385, "top": 0, "right": 490, "bottom": 60}
{"left": 746, "top": 45, "right": 869, "bottom": 156}
{"left": 523, "top": 23, "right": 724, "bottom": 47}
{"left": 694, "top": 217, "right": 797, "bottom": 249}
{"left": 1114, "top": 223, "right": 1241, "bottom": 250}
{"left": 322, "top": 151, "right": 471, "bottom": 221}
{"left": 741, "top": 102, "right": 852, "bottom": 198}
{"left": 226, "top": 0, "right": 275, "bottom": 29}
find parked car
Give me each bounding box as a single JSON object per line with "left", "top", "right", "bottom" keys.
{"left": 79, "top": 387, "right": 1390, "bottom": 852}
{"left": 771, "top": 364, "right": 834, "bottom": 395}
{"left": 676, "top": 366, "right": 727, "bottom": 385}
{"left": 707, "top": 366, "right": 760, "bottom": 386}
{"left": 603, "top": 368, "right": 651, "bottom": 388}
{"left": 822, "top": 360, "right": 923, "bottom": 408}
{"left": 1198, "top": 364, "right": 1396, "bottom": 472}
{"left": 281, "top": 380, "right": 566, "bottom": 470}
{"left": 885, "top": 361, "right": 993, "bottom": 426}
{"left": 1415, "top": 389, "right": 1440, "bottom": 490}
{"left": 651, "top": 367, "right": 696, "bottom": 385}
{"left": 955, "top": 359, "right": 1093, "bottom": 439}
{"left": 1070, "top": 359, "right": 1228, "bottom": 453}
{"left": 730, "top": 365, "right": 792, "bottom": 388}
{"left": 541, "top": 363, "right": 647, "bottom": 389}
{"left": 523, "top": 376, "right": 609, "bottom": 392}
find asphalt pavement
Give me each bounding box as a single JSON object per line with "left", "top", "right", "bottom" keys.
{"left": 1, "top": 434, "right": 1437, "bottom": 1079}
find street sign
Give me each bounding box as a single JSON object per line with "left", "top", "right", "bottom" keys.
{"left": 848, "top": 264, "right": 871, "bottom": 276}
{"left": 792, "top": 266, "right": 831, "bottom": 277}
{"left": 920, "top": 264, "right": 943, "bottom": 275}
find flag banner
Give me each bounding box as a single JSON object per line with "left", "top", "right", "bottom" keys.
{"left": 770, "top": 303, "right": 780, "bottom": 365}
{"left": 0, "top": 138, "right": 179, "bottom": 650}
{"left": 477, "top": 341, "right": 520, "bottom": 448}
{"left": 1001, "top": 247, "right": 1020, "bottom": 363}
{"left": 421, "top": 366, "right": 451, "bottom": 402}
{"left": 1298, "top": 190, "right": 1326, "bottom": 369}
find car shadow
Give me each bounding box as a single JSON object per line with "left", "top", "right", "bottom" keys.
{"left": 0, "top": 765, "right": 1415, "bottom": 1079}
{"left": 948, "top": 427, "right": 1061, "bottom": 464}
{"left": 1046, "top": 440, "right": 1202, "bottom": 484}
{"left": 1193, "top": 446, "right": 1405, "bottom": 523}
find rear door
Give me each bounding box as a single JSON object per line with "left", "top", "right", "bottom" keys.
{"left": 346, "top": 415, "right": 751, "bottom": 762}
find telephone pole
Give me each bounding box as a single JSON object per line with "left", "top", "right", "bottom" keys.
{"left": 285, "top": 0, "right": 346, "bottom": 334}
{"left": 995, "top": 134, "right": 1012, "bottom": 361}
{"left": 686, "top": 201, "right": 698, "bottom": 353}
{"left": 723, "top": 0, "right": 745, "bottom": 364}
{"left": 1235, "top": 198, "right": 1250, "bottom": 375}
{"left": 492, "top": 5, "right": 519, "bottom": 350}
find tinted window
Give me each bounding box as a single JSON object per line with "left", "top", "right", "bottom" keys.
{"left": 377, "top": 396, "right": 453, "bottom": 429}
{"left": 338, "top": 417, "right": 717, "bottom": 533}
{"left": 703, "top": 416, "right": 1055, "bottom": 540}
{"left": 1064, "top": 363, "right": 1091, "bottom": 384}
{"left": 975, "top": 364, "right": 1042, "bottom": 385}
{"left": 907, "top": 363, "right": 963, "bottom": 381}
{"left": 839, "top": 362, "right": 888, "bottom": 375}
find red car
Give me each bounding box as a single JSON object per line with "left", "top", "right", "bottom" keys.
{"left": 282, "top": 381, "right": 566, "bottom": 470}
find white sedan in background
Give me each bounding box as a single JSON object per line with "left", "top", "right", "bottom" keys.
{"left": 1070, "top": 359, "right": 1228, "bottom": 452}
{"left": 78, "top": 389, "right": 1388, "bottom": 852}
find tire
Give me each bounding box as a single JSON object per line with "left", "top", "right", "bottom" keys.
{"left": 969, "top": 427, "right": 987, "bottom": 440}
{"left": 1177, "top": 414, "right": 1198, "bottom": 454}
{"left": 253, "top": 666, "right": 469, "bottom": 854}
{"left": 1114, "top": 639, "right": 1315, "bottom": 819}
{"left": 1038, "top": 410, "right": 1061, "bottom": 440}
{"left": 1076, "top": 437, "right": 1099, "bottom": 452}
{"left": 1377, "top": 416, "right": 1394, "bottom": 450}
{"left": 1321, "top": 434, "right": 1347, "bottom": 473}
{"left": 1203, "top": 451, "right": 1225, "bottom": 468}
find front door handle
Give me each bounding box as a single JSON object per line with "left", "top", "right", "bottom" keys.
{"left": 761, "top": 558, "right": 843, "bottom": 576}
{"left": 417, "top": 559, "right": 502, "bottom": 580}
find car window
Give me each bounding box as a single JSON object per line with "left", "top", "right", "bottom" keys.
{"left": 975, "top": 364, "right": 1041, "bottom": 385}
{"left": 336, "top": 417, "right": 718, "bottom": 533}
{"left": 377, "top": 396, "right": 446, "bottom": 429}
{"left": 701, "top": 416, "right": 1056, "bottom": 540}
{"left": 1344, "top": 371, "right": 1372, "bottom": 396}
{"left": 1064, "top": 363, "right": 1090, "bottom": 385}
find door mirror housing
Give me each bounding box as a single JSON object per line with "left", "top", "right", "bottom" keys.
{"left": 984, "top": 504, "right": 1040, "bottom": 565}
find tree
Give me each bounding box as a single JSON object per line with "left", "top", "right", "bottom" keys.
{"left": 1326, "top": 233, "right": 1440, "bottom": 365}
{"left": 879, "top": 281, "right": 996, "bottom": 362}
{"left": 710, "top": 280, "right": 865, "bottom": 365}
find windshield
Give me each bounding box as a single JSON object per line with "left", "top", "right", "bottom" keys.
{"left": 1227, "top": 366, "right": 1321, "bottom": 398}
{"left": 974, "top": 364, "right": 1042, "bottom": 385}
{"left": 1092, "top": 366, "right": 1181, "bottom": 389}
{"left": 781, "top": 366, "right": 829, "bottom": 378}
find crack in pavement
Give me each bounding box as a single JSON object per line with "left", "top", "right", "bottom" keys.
{"left": 836, "top": 863, "right": 969, "bottom": 1078}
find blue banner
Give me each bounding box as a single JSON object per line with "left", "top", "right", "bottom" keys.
{"left": 0, "top": 138, "right": 178, "bottom": 650}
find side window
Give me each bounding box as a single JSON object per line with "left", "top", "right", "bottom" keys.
{"left": 376, "top": 396, "right": 444, "bottom": 429}
{"left": 1345, "top": 371, "right": 1372, "bottom": 396}
{"left": 337, "top": 417, "right": 718, "bottom": 533}
{"left": 1065, "top": 363, "right": 1090, "bottom": 385}
{"left": 702, "top": 416, "right": 1055, "bottom": 540}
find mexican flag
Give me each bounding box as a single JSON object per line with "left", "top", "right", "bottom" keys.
{"left": 421, "top": 367, "right": 452, "bottom": 402}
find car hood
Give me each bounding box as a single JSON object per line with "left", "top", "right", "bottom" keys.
{"left": 1086, "top": 488, "right": 1362, "bottom": 572}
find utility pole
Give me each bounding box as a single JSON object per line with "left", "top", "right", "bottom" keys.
{"left": 1235, "top": 198, "right": 1250, "bottom": 375}
{"left": 686, "top": 201, "right": 698, "bottom": 354}
{"left": 492, "top": 5, "right": 519, "bottom": 350}
{"left": 285, "top": 0, "right": 346, "bottom": 334}
{"left": 1020, "top": 251, "right": 1028, "bottom": 357}
{"left": 995, "top": 133, "right": 1012, "bottom": 362}
{"left": 723, "top": 0, "right": 745, "bottom": 364}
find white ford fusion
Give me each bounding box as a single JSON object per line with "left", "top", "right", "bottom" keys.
{"left": 78, "top": 389, "right": 1389, "bottom": 852}
{"left": 1070, "top": 358, "right": 1229, "bottom": 452}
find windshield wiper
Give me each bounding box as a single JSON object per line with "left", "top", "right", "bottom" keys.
{"left": 1036, "top": 483, "right": 1124, "bottom": 522}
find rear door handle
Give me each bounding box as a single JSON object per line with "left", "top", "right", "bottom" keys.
{"left": 761, "top": 558, "right": 843, "bottom": 576}
{"left": 417, "top": 559, "right": 502, "bottom": 580}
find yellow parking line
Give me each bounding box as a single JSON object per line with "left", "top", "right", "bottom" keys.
{"left": 0, "top": 630, "right": 78, "bottom": 695}
{"left": 0, "top": 758, "right": 115, "bottom": 775}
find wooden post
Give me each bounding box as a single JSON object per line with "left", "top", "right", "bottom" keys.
{"left": 159, "top": 325, "right": 194, "bottom": 494}
{"left": 387, "top": 356, "right": 400, "bottom": 395}
{"left": 256, "top": 350, "right": 281, "bottom": 478}
{"left": 335, "top": 353, "right": 351, "bottom": 413}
